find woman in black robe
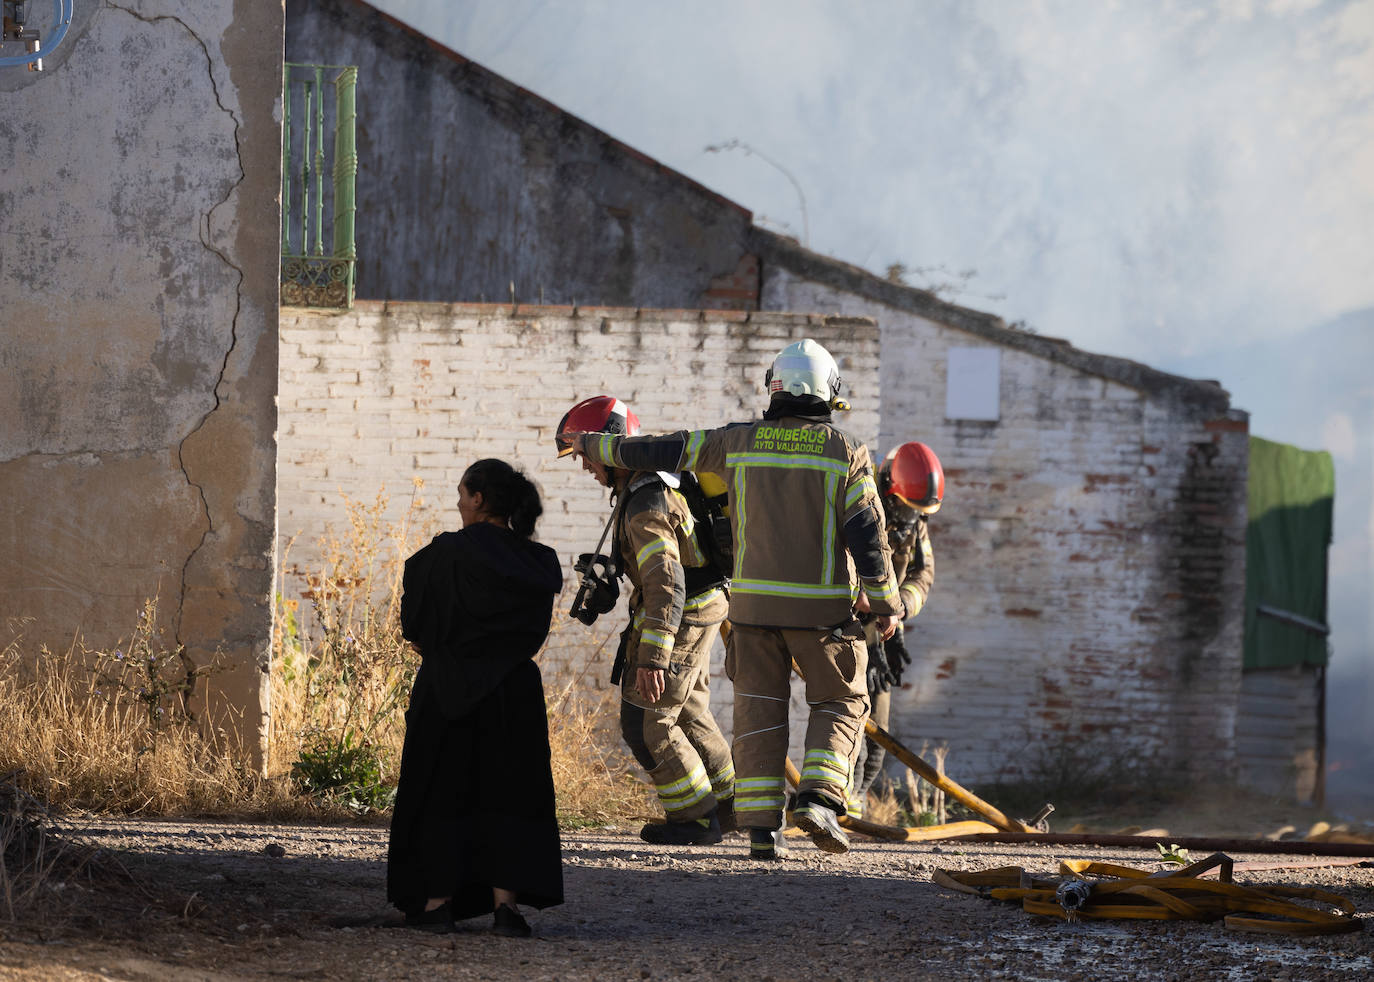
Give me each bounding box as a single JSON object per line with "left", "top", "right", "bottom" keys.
{"left": 387, "top": 458, "right": 564, "bottom": 937}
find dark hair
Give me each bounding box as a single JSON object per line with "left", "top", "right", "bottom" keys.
{"left": 461, "top": 458, "right": 543, "bottom": 538}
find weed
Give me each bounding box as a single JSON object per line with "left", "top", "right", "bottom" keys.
{"left": 272, "top": 484, "right": 426, "bottom": 812}
{"left": 87, "top": 598, "right": 219, "bottom": 735}
{"left": 291, "top": 731, "right": 396, "bottom": 814}
{"left": 542, "top": 612, "right": 654, "bottom": 825}
{"left": 0, "top": 611, "right": 282, "bottom": 818}
{"left": 1157, "top": 842, "right": 1191, "bottom": 865}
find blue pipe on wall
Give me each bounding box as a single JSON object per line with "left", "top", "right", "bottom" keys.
{"left": 0, "top": 0, "right": 74, "bottom": 69}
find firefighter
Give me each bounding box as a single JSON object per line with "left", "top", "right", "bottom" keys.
{"left": 556, "top": 396, "right": 736, "bottom": 846}
{"left": 565, "top": 340, "right": 901, "bottom": 859}
{"left": 849, "top": 441, "right": 942, "bottom": 817}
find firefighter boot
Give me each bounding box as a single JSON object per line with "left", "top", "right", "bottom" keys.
{"left": 640, "top": 811, "right": 723, "bottom": 846}
{"left": 793, "top": 792, "right": 850, "bottom": 855}
{"left": 748, "top": 828, "right": 787, "bottom": 861}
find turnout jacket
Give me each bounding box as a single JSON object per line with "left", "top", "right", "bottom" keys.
{"left": 886, "top": 504, "right": 934, "bottom": 619}
{"left": 586, "top": 416, "right": 900, "bottom": 629}
{"left": 617, "top": 472, "right": 727, "bottom": 672}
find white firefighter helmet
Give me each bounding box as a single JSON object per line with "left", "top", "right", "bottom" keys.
{"left": 764, "top": 338, "right": 844, "bottom": 403}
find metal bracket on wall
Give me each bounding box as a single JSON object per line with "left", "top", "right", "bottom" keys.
{"left": 0, "top": 0, "right": 74, "bottom": 71}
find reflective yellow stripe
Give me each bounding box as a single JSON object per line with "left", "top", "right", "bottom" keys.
{"left": 684, "top": 587, "right": 723, "bottom": 611}
{"left": 636, "top": 538, "right": 667, "bottom": 569}
{"left": 802, "top": 748, "right": 850, "bottom": 785}
{"left": 863, "top": 579, "right": 900, "bottom": 606}
{"left": 733, "top": 579, "right": 852, "bottom": 600}
{"left": 658, "top": 763, "right": 709, "bottom": 797}
{"left": 736, "top": 775, "right": 785, "bottom": 812}
{"left": 729, "top": 449, "right": 845, "bottom": 591}
{"left": 709, "top": 763, "right": 736, "bottom": 795}
{"left": 846, "top": 789, "right": 863, "bottom": 818}
{"left": 658, "top": 763, "right": 713, "bottom": 814}
{"left": 845, "top": 474, "right": 877, "bottom": 510}
{"left": 641, "top": 627, "right": 673, "bottom": 652}
{"left": 822, "top": 471, "right": 838, "bottom": 583}
{"left": 726, "top": 452, "right": 848, "bottom": 476}
{"left": 683, "top": 430, "right": 707, "bottom": 470}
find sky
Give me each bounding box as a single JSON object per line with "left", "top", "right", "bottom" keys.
{"left": 369, "top": 0, "right": 1374, "bottom": 809}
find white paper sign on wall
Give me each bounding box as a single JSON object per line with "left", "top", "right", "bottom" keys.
{"left": 946, "top": 347, "right": 1000, "bottom": 421}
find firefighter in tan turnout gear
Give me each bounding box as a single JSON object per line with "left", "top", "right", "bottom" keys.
{"left": 557, "top": 396, "right": 735, "bottom": 846}
{"left": 850, "top": 441, "right": 942, "bottom": 816}
{"left": 567, "top": 341, "right": 901, "bottom": 859}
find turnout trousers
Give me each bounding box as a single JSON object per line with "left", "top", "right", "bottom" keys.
{"left": 725, "top": 620, "right": 870, "bottom": 831}
{"left": 850, "top": 686, "right": 890, "bottom": 815}
{"left": 620, "top": 620, "right": 734, "bottom": 821}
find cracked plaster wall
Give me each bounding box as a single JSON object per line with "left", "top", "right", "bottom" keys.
{"left": 0, "top": 1, "right": 283, "bottom": 765}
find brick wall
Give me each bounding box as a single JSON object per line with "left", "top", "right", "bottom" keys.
{"left": 764, "top": 271, "right": 1249, "bottom": 785}
{"left": 279, "top": 302, "right": 881, "bottom": 711}
{"left": 281, "top": 295, "right": 1249, "bottom": 786}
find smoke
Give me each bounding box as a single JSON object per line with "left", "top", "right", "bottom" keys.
{"left": 373, "top": 0, "right": 1374, "bottom": 362}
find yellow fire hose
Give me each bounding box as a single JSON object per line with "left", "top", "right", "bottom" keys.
{"left": 781, "top": 756, "right": 1000, "bottom": 841}
{"left": 934, "top": 854, "right": 1362, "bottom": 935}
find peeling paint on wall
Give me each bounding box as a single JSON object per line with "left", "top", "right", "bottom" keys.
{"left": 0, "top": 0, "right": 283, "bottom": 765}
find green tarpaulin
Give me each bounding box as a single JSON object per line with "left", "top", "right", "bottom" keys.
{"left": 1245, "top": 436, "right": 1334, "bottom": 669}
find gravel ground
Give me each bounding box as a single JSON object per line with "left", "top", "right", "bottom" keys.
{"left": 2, "top": 817, "right": 1372, "bottom": 981}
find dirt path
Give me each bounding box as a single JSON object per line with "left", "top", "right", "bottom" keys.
{"left": 2, "top": 817, "right": 1373, "bottom": 981}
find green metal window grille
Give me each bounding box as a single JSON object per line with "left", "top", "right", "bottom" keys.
{"left": 281, "top": 63, "right": 358, "bottom": 308}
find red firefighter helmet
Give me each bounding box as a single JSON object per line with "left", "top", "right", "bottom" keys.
{"left": 555, "top": 396, "right": 640, "bottom": 457}
{"left": 879, "top": 442, "right": 944, "bottom": 511}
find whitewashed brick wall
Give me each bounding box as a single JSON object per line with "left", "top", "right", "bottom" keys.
{"left": 279, "top": 302, "right": 881, "bottom": 749}
{"left": 765, "top": 272, "right": 1248, "bottom": 786}
{"left": 281, "top": 295, "right": 1247, "bottom": 789}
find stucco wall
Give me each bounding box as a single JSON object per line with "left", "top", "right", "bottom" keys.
{"left": 764, "top": 269, "right": 1250, "bottom": 783}
{"left": 0, "top": 1, "right": 284, "bottom": 762}
{"left": 284, "top": 0, "right": 755, "bottom": 309}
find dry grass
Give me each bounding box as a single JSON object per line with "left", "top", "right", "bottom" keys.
{"left": 0, "top": 609, "right": 284, "bottom": 817}
{"left": 270, "top": 486, "right": 425, "bottom": 812}
{"left": 0, "top": 480, "right": 651, "bottom": 856}
{"left": 541, "top": 617, "right": 654, "bottom": 826}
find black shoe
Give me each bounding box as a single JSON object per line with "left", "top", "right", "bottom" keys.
{"left": 493, "top": 903, "right": 531, "bottom": 938}
{"left": 748, "top": 827, "right": 787, "bottom": 861}
{"left": 793, "top": 797, "right": 850, "bottom": 854}
{"left": 640, "top": 812, "right": 723, "bottom": 846}
{"left": 715, "top": 796, "right": 738, "bottom": 835}
{"left": 404, "top": 901, "right": 455, "bottom": 933}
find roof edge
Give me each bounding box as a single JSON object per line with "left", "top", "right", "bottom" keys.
{"left": 751, "top": 228, "right": 1233, "bottom": 415}
{"left": 337, "top": 0, "right": 752, "bottom": 221}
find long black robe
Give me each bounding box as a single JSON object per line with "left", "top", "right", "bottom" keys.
{"left": 387, "top": 522, "right": 564, "bottom": 919}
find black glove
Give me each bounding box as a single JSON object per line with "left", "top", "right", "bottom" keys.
{"left": 570, "top": 553, "right": 619, "bottom": 625}
{"left": 609, "top": 624, "right": 633, "bottom": 685}
{"left": 865, "top": 641, "right": 892, "bottom": 694}
{"left": 883, "top": 629, "right": 912, "bottom": 686}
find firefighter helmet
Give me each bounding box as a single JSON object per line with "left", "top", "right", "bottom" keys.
{"left": 879, "top": 442, "right": 944, "bottom": 511}
{"left": 555, "top": 396, "right": 640, "bottom": 457}
{"left": 765, "top": 338, "right": 843, "bottom": 403}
